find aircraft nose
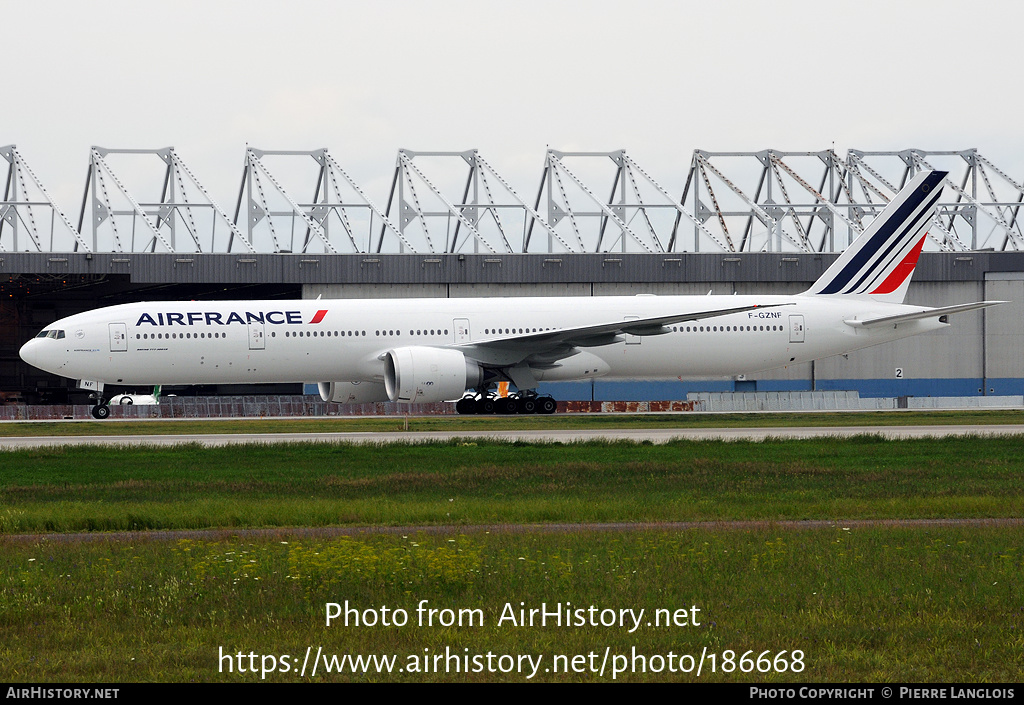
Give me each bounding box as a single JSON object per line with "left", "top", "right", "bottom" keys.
{"left": 20, "top": 338, "right": 50, "bottom": 372}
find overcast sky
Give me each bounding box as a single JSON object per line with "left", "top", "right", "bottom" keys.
{"left": 5, "top": 0, "right": 1023, "bottom": 216}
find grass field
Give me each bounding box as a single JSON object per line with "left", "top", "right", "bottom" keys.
{"left": 2, "top": 527, "right": 1022, "bottom": 682}
{"left": 1, "top": 435, "right": 1023, "bottom": 532}
{"left": 2, "top": 430, "right": 1023, "bottom": 682}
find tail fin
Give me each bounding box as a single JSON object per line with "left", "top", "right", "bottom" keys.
{"left": 153, "top": 384, "right": 162, "bottom": 400}
{"left": 804, "top": 170, "right": 946, "bottom": 303}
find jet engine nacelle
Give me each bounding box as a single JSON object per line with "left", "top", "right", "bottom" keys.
{"left": 318, "top": 380, "right": 390, "bottom": 404}
{"left": 384, "top": 346, "right": 483, "bottom": 403}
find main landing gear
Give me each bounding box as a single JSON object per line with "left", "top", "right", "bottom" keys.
{"left": 456, "top": 391, "right": 558, "bottom": 415}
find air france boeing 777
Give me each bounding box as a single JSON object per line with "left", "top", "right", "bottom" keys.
{"left": 20, "top": 170, "right": 1004, "bottom": 418}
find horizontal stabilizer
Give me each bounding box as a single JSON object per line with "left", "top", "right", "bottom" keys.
{"left": 844, "top": 301, "right": 1006, "bottom": 328}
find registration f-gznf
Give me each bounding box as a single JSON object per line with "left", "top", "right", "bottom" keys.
{"left": 20, "top": 170, "right": 1004, "bottom": 418}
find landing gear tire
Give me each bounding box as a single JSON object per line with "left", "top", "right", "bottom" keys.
{"left": 455, "top": 396, "right": 477, "bottom": 415}
{"left": 496, "top": 396, "right": 519, "bottom": 415}
{"left": 91, "top": 404, "right": 110, "bottom": 420}
{"left": 518, "top": 396, "right": 538, "bottom": 414}
{"left": 537, "top": 397, "right": 557, "bottom": 414}
{"left": 476, "top": 397, "right": 496, "bottom": 415}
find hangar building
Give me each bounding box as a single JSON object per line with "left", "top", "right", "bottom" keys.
{"left": 3, "top": 146, "right": 1021, "bottom": 403}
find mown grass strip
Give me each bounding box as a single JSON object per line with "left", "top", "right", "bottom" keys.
{"left": 2, "top": 436, "right": 1023, "bottom": 533}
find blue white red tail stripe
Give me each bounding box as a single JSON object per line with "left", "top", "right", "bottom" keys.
{"left": 834, "top": 182, "right": 941, "bottom": 295}
{"left": 804, "top": 170, "right": 946, "bottom": 303}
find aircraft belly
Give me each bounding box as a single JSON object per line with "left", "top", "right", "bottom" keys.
{"left": 66, "top": 342, "right": 365, "bottom": 386}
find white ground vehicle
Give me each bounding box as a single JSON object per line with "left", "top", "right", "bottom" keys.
{"left": 102, "top": 386, "right": 162, "bottom": 417}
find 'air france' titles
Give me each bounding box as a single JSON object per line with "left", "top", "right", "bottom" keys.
{"left": 135, "top": 310, "right": 327, "bottom": 326}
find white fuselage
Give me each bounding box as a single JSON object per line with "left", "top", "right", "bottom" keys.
{"left": 20, "top": 294, "right": 944, "bottom": 388}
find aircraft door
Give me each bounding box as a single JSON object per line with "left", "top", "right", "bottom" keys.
{"left": 789, "top": 315, "right": 805, "bottom": 343}
{"left": 248, "top": 321, "right": 266, "bottom": 350}
{"left": 624, "top": 316, "right": 641, "bottom": 345}
{"left": 454, "top": 318, "right": 470, "bottom": 344}
{"left": 108, "top": 323, "right": 128, "bottom": 352}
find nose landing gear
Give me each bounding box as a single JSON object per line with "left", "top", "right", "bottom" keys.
{"left": 88, "top": 392, "right": 110, "bottom": 420}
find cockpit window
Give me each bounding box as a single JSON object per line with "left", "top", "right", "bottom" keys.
{"left": 35, "top": 329, "right": 65, "bottom": 339}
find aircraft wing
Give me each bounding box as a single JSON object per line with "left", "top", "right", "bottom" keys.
{"left": 455, "top": 302, "right": 792, "bottom": 367}
{"left": 844, "top": 301, "right": 1007, "bottom": 329}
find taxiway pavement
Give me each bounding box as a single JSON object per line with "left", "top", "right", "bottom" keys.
{"left": 1, "top": 424, "right": 1023, "bottom": 448}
